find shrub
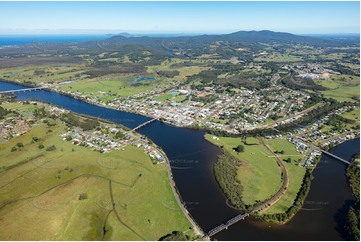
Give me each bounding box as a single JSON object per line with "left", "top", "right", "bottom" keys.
{"left": 46, "top": 145, "right": 56, "bottom": 151}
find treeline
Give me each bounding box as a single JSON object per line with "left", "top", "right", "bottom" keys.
{"left": 347, "top": 153, "right": 360, "bottom": 200}
{"left": 60, "top": 113, "right": 99, "bottom": 131}
{"left": 158, "top": 231, "right": 195, "bottom": 241}
{"left": 156, "top": 70, "right": 180, "bottom": 78}
{"left": 345, "top": 153, "right": 360, "bottom": 241}
{"left": 276, "top": 101, "right": 351, "bottom": 131}
{"left": 281, "top": 73, "right": 327, "bottom": 91}
{"left": 213, "top": 151, "right": 246, "bottom": 211}
{"left": 330, "top": 63, "right": 359, "bottom": 76}
{"left": 0, "top": 106, "right": 10, "bottom": 118}
{"left": 254, "top": 169, "right": 313, "bottom": 223}
{"left": 325, "top": 114, "right": 356, "bottom": 131}
{"left": 85, "top": 64, "right": 146, "bottom": 77}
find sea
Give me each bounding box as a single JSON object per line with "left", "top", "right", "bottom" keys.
{"left": 0, "top": 35, "right": 109, "bottom": 46}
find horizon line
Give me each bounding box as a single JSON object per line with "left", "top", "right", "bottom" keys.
{"left": 0, "top": 29, "right": 359, "bottom": 36}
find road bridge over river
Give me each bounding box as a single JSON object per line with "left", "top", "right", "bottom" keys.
{"left": 131, "top": 118, "right": 158, "bottom": 131}
{"left": 0, "top": 87, "right": 46, "bottom": 94}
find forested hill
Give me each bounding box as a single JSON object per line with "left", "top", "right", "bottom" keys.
{"left": 103, "top": 30, "right": 356, "bottom": 51}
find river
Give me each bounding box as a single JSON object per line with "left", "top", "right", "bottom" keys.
{"left": 0, "top": 81, "right": 359, "bottom": 240}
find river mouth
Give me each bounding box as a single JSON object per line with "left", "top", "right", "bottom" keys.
{"left": 0, "top": 81, "right": 359, "bottom": 240}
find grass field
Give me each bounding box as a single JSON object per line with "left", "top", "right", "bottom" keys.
{"left": 205, "top": 134, "right": 281, "bottom": 206}
{"left": 60, "top": 75, "right": 161, "bottom": 102}
{"left": 265, "top": 138, "right": 304, "bottom": 163}
{"left": 340, "top": 107, "right": 360, "bottom": 122}
{"left": 0, "top": 104, "right": 193, "bottom": 240}
{"left": 155, "top": 93, "right": 187, "bottom": 102}
{"left": 0, "top": 64, "right": 86, "bottom": 84}
{"left": 205, "top": 135, "right": 306, "bottom": 214}
{"left": 262, "top": 138, "right": 306, "bottom": 214}
{"left": 254, "top": 53, "right": 303, "bottom": 62}
{"left": 147, "top": 58, "right": 210, "bottom": 80}
{"left": 1, "top": 101, "right": 37, "bottom": 115}
{"left": 314, "top": 74, "right": 360, "bottom": 102}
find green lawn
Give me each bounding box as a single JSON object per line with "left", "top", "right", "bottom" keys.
{"left": 0, "top": 104, "right": 193, "bottom": 240}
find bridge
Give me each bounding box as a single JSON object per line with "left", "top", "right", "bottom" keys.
{"left": 293, "top": 137, "right": 351, "bottom": 166}
{"left": 319, "top": 149, "right": 350, "bottom": 165}
{"left": 0, "top": 87, "right": 45, "bottom": 94}
{"left": 131, "top": 118, "right": 158, "bottom": 132}
{"left": 205, "top": 213, "right": 249, "bottom": 238}
{"left": 204, "top": 137, "right": 289, "bottom": 239}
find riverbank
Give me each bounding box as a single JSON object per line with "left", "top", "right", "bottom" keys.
{"left": 1, "top": 79, "right": 358, "bottom": 143}
{"left": 0, "top": 84, "right": 203, "bottom": 239}
{"left": 204, "top": 133, "right": 318, "bottom": 225}
{"left": 158, "top": 147, "right": 204, "bottom": 237}
{"left": 0, "top": 100, "right": 196, "bottom": 240}
{"left": 1, "top": 80, "right": 359, "bottom": 240}
{"left": 345, "top": 153, "right": 360, "bottom": 240}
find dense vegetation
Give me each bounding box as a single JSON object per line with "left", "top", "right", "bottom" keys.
{"left": 0, "top": 106, "right": 10, "bottom": 118}
{"left": 60, "top": 113, "right": 99, "bottom": 131}
{"left": 276, "top": 101, "right": 353, "bottom": 131}
{"left": 345, "top": 153, "right": 360, "bottom": 241}
{"left": 281, "top": 73, "right": 326, "bottom": 91}
{"left": 158, "top": 231, "right": 192, "bottom": 241}
{"left": 213, "top": 151, "right": 246, "bottom": 211}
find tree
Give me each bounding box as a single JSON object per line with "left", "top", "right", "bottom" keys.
{"left": 32, "top": 137, "right": 39, "bottom": 142}
{"left": 46, "top": 145, "right": 56, "bottom": 151}
{"left": 234, "top": 144, "right": 245, "bottom": 153}
{"left": 284, "top": 157, "right": 292, "bottom": 163}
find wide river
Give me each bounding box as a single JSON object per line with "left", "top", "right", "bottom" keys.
{"left": 0, "top": 81, "right": 359, "bottom": 240}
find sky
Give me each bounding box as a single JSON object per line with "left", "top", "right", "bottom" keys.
{"left": 0, "top": 1, "right": 359, "bottom": 35}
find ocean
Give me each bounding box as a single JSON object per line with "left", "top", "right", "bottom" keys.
{"left": 0, "top": 35, "right": 109, "bottom": 46}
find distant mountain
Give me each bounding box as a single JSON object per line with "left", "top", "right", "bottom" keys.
{"left": 102, "top": 30, "right": 348, "bottom": 52}
{"left": 223, "top": 30, "right": 322, "bottom": 44}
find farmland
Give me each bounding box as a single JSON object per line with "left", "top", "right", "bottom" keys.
{"left": 314, "top": 74, "right": 360, "bottom": 102}
{"left": 0, "top": 102, "right": 194, "bottom": 240}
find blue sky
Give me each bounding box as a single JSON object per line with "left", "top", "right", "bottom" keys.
{"left": 0, "top": 1, "right": 359, "bottom": 35}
